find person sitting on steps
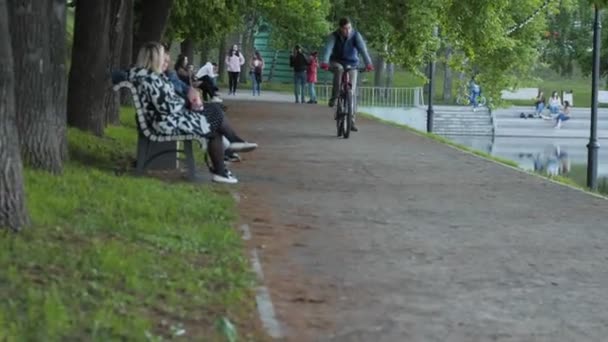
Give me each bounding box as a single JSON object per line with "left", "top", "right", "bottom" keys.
{"left": 127, "top": 42, "right": 257, "bottom": 184}
{"left": 554, "top": 100, "right": 571, "bottom": 129}
{"left": 548, "top": 91, "right": 561, "bottom": 115}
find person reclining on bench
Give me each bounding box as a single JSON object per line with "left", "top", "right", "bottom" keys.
{"left": 126, "top": 42, "right": 256, "bottom": 184}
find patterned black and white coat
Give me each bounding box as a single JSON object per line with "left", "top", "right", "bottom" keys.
{"left": 126, "top": 67, "right": 222, "bottom": 144}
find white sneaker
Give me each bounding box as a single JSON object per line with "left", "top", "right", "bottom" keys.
{"left": 212, "top": 170, "right": 238, "bottom": 184}
{"left": 211, "top": 96, "right": 223, "bottom": 103}
{"left": 229, "top": 142, "right": 258, "bottom": 153}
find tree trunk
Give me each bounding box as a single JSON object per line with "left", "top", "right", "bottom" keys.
{"left": 374, "top": 55, "right": 386, "bottom": 87}
{"left": 240, "top": 15, "right": 258, "bottom": 84}
{"left": 218, "top": 37, "right": 227, "bottom": 83}
{"left": 0, "top": 0, "right": 29, "bottom": 231}
{"left": 8, "top": 0, "right": 63, "bottom": 173}
{"left": 105, "top": 0, "right": 127, "bottom": 126}
{"left": 442, "top": 46, "right": 453, "bottom": 101}
{"left": 67, "top": 0, "right": 112, "bottom": 135}
{"left": 133, "top": 0, "right": 173, "bottom": 59}
{"left": 180, "top": 38, "right": 194, "bottom": 63}
{"left": 199, "top": 40, "right": 210, "bottom": 63}
{"left": 120, "top": 0, "right": 134, "bottom": 106}
{"left": 49, "top": 0, "right": 69, "bottom": 162}
{"left": 385, "top": 63, "right": 395, "bottom": 88}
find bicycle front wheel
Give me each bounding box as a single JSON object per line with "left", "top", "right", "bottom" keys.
{"left": 343, "top": 91, "right": 352, "bottom": 139}
{"left": 336, "top": 97, "right": 344, "bottom": 137}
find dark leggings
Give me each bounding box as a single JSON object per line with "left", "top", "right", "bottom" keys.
{"left": 198, "top": 76, "right": 218, "bottom": 101}
{"left": 205, "top": 105, "right": 245, "bottom": 175}
{"left": 228, "top": 72, "right": 240, "bottom": 93}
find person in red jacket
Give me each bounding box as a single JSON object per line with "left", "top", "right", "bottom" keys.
{"left": 306, "top": 51, "right": 318, "bottom": 104}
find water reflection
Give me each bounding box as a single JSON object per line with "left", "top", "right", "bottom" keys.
{"left": 518, "top": 145, "right": 570, "bottom": 177}
{"left": 445, "top": 135, "right": 608, "bottom": 193}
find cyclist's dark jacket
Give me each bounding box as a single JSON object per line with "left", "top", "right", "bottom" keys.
{"left": 322, "top": 29, "right": 372, "bottom": 67}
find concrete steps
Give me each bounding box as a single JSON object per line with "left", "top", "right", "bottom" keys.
{"left": 433, "top": 108, "right": 493, "bottom": 136}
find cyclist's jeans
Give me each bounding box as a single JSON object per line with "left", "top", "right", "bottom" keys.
{"left": 331, "top": 62, "right": 358, "bottom": 120}
{"left": 471, "top": 91, "right": 480, "bottom": 107}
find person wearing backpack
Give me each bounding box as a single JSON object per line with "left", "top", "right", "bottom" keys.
{"left": 290, "top": 44, "right": 310, "bottom": 104}
{"left": 250, "top": 50, "right": 264, "bottom": 96}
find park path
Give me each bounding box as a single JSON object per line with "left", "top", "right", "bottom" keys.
{"left": 226, "top": 99, "right": 608, "bottom": 342}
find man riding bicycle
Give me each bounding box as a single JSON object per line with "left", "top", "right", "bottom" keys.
{"left": 321, "top": 17, "right": 374, "bottom": 132}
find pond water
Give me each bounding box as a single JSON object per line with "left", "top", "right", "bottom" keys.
{"left": 445, "top": 135, "right": 608, "bottom": 193}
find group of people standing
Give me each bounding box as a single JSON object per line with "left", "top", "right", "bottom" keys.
{"left": 290, "top": 45, "right": 319, "bottom": 104}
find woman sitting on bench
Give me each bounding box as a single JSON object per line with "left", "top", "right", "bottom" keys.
{"left": 128, "top": 42, "right": 257, "bottom": 184}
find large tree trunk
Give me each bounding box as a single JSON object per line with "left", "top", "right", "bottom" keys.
{"left": 385, "top": 63, "right": 395, "bottom": 88}
{"left": 0, "top": 0, "right": 29, "bottom": 231}
{"left": 8, "top": 0, "right": 63, "bottom": 173}
{"left": 133, "top": 0, "right": 173, "bottom": 58}
{"left": 120, "top": 0, "right": 134, "bottom": 106}
{"left": 49, "top": 0, "right": 69, "bottom": 162}
{"left": 199, "top": 40, "right": 210, "bottom": 63}
{"left": 374, "top": 55, "right": 386, "bottom": 87}
{"left": 105, "top": 0, "right": 128, "bottom": 126}
{"left": 442, "top": 46, "right": 453, "bottom": 101}
{"left": 240, "top": 14, "right": 258, "bottom": 84}
{"left": 218, "top": 37, "right": 227, "bottom": 83}
{"left": 180, "top": 38, "right": 194, "bottom": 63}
{"left": 67, "top": 0, "right": 112, "bottom": 135}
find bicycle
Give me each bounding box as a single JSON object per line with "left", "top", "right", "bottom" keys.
{"left": 335, "top": 66, "right": 365, "bottom": 139}
{"left": 456, "top": 87, "right": 487, "bottom": 107}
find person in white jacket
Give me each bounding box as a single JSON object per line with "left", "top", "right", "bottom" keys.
{"left": 225, "top": 44, "right": 245, "bottom": 95}
{"left": 195, "top": 62, "right": 222, "bottom": 102}
{"left": 548, "top": 91, "right": 561, "bottom": 115}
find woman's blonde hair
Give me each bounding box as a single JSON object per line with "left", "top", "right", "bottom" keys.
{"left": 136, "top": 42, "right": 164, "bottom": 73}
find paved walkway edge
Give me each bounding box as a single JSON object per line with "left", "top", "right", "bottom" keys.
{"left": 361, "top": 112, "right": 608, "bottom": 201}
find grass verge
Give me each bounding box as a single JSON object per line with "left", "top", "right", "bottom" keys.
{"left": 358, "top": 112, "right": 519, "bottom": 168}
{"left": 0, "top": 108, "right": 260, "bottom": 341}
{"left": 359, "top": 111, "right": 607, "bottom": 198}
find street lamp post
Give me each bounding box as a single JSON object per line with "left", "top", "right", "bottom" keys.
{"left": 587, "top": 5, "right": 601, "bottom": 190}
{"left": 427, "top": 58, "right": 435, "bottom": 133}
{"left": 427, "top": 26, "right": 438, "bottom": 133}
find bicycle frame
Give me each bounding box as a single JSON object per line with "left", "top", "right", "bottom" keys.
{"left": 335, "top": 66, "right": 365, "bottom": 138}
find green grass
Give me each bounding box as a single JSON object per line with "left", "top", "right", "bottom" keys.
{"left": 0, "top": 108, "right": 257, "bottom": 341}
{"left": 561, "top": 164, "right": 608, "bottom": 195}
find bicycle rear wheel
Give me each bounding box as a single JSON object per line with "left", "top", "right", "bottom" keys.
{"left": 336, "top": 97, "right": 344, "bottom": 137}
{"left": 479, "top": 95, "right": 487, "bottom": 106}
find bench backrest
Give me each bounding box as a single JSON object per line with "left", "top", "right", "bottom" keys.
{"left": 113, "top": 81, "right": 195, "bottom": 142}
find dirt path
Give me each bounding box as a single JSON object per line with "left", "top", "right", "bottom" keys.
{"left": 226, "top": 100, "right": 608, "bottom": 342}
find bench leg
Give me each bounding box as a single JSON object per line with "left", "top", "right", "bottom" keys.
{"left": 184, "top": 140, "right": 197, "bottom": 181}
{"left": 136, "top": 134, "right": 148, "bottom": 176}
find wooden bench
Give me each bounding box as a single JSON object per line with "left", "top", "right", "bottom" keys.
{"left": 113, "top": 81, "right": 204, "bottom": 181}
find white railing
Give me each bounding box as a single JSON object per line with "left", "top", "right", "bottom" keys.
{"left": 316, "top": 84, "right": 425, "bottom": 108}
